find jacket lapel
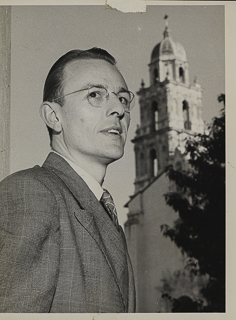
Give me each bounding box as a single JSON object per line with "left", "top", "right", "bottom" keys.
{"left": 42, "top": 152, "right": 129, "bottom": 310}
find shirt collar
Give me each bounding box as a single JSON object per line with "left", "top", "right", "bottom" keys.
{"left": 52, "top": 151, "right": 103, "bottom": 201}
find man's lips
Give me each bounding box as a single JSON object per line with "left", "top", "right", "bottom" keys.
{"left": 100, "top": 126, "right": 123, "bottom": 135}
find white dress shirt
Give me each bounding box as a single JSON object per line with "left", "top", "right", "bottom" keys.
{"left": 52, "top": 151, "right": 103, "bottom": 201}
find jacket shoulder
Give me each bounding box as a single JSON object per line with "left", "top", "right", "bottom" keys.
{"left": 0, "top": 165, "right": 62, "bottom": 194}
{"left": 0, "top": 166, "right": 61, "bottom": 225}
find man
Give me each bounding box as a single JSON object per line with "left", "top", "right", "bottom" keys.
{"left": 0, "top": 48, "right": 136, "bottom": 312}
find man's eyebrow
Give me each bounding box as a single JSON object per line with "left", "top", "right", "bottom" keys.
{"left": 83, "top": 84, "right": 129, "bottom": 92}
{"left": 85, "top": 83, "right": 107, "bottom": 89}
{"left": 117, "top": 87, "right": 129, "bottom": 93}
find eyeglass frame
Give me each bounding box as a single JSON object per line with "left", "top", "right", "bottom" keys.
{"left": 52, "top": 85, "right": 135, "bottom": 113}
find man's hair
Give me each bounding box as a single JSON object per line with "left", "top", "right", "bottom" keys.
{"left": 43, "top": 47, "right": 117, "bottom": 140}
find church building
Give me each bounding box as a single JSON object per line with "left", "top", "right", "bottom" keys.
{"left": 124, "top": 17, "right": 205, "bottom": 312}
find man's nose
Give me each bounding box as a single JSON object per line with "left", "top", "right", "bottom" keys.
{"left": 106, "top": 93, "right": 125, "bottom": 118}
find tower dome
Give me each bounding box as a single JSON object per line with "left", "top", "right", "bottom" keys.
{"left": 149, "top": 15, "right": 189, "bottom": 85}
{"left": 151, "top": 17, "right": 187, "bottom": 63}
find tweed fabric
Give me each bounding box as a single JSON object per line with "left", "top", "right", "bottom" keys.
{"left": 0, "top": 152, "right": 136, "bottom": 313}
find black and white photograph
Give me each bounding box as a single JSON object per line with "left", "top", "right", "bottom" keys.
{"left": 0, "top": 1, "right": 231, "bottom": 317}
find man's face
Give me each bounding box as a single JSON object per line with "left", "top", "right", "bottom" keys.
{"left": 56, "top": 59, "right": 131, "bottom": 166}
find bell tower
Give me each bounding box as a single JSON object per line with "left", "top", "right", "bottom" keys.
{"left": 133, "top": 16, "right": 204, "bottom": 192}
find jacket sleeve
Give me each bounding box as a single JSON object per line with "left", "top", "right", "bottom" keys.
{"left": 0, "top": 171, "right": 60, "bottom": 312}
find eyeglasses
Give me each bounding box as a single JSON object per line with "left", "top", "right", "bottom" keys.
{"left": 52, "top": 85, "right": 135, "bottom": 113}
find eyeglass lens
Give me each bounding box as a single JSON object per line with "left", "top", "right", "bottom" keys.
{"left": 87, "top": 87, "right": 134, "bottom": 111}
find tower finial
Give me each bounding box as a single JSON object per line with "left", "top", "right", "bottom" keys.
{"left": 164, "top": 15, "right": 168, "bottom": 27}
{"left": 141, "top": 79, "right": 145, "bottom": 88}
{"left": 163, "top": 15, "right": 170, "bottom": 38}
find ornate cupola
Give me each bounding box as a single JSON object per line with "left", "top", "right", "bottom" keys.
{"left": 149, "top": 15, "right": 189, "bottom": 85}
{"left": 132, "top": 16, "right": 204, "bottom": 192}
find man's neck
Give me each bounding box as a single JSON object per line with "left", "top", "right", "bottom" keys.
{"left": 52, "top": 147, "right": 107, "bottom": 186}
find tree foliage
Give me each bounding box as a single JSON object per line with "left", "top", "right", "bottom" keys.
{"left": 161, "top": 94, "right": 225, "bottom": 312}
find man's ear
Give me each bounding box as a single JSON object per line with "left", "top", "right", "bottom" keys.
{"left": 39, "top": 102, "right": 62, "bottom": 133}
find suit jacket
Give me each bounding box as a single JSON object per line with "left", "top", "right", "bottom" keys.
{"left": 0, "top": 152, "right": 135, "bottom": 313}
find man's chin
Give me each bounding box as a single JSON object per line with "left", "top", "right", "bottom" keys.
{"left": 100, "top": 150, "right": 124, "bottom": 165}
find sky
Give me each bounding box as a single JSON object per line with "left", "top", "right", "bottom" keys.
{"left": 10, "top": 4, "right": 225, "bottom": 226}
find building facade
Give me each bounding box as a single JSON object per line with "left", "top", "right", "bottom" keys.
{"left": 124, "top": 18, "right": 205, "bottom": 312}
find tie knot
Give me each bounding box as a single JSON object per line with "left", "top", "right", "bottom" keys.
{"left": 101, "top": 188, "right": 113, "bottom": 202}
{"left": 101, "top": 189, "right": 116, "bottom": 212}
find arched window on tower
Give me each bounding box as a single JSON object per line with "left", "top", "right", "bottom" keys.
{"left": 151, "top": 101, "right": 159, "bottom": 132}
{"left": 179, "top": 67, "right": 185, "bottom": 83}
{"left": 136, "top": 150, "right": 146, "bottom": 178}
{"left": 135, "top": 149, "right": 140, "bottom": 177}
{"left": 183, "top": 100, "right": 191, "bottom": 130}
{"left": 153, "top": 68, "right": 159, "bottom": 83}
{"left": 140, "top": 152, "right": 145, "bottom": 176}
{"left": 150, "top": 149, "right": 159, "bottom": 177}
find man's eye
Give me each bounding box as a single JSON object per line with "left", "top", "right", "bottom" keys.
{"left": 119, "top": 96, "right": 129, "bottom": 106}
{"left": 88, "top": 91, "right": 101, "bottom": 99}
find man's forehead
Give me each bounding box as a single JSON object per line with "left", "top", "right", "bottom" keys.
{"left": 63, "top": 58, "right": 127, "bottom": 89}
{"left": 64, "top": 59, "right": 114, "bottom": 76}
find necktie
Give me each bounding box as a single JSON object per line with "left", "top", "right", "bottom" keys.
{"left": 100, "top": 189, "right": 119, "bottom": 230}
